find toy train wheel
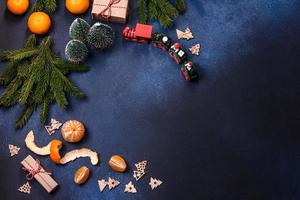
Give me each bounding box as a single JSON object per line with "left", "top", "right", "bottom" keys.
{"left": 169, "top": 52, "right": 181, "bottom": 64}
{"left": 153, "top": 43, "right": 167, "bottom": 51}
{"left": 181, "top": 67, "right": 190, "bottom": 80}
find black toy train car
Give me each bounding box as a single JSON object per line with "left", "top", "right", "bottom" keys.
{"left": 181, "top": 61, "right": 198, "bottom": 81}
{"left": 151, "top": 33, "right": 172, "bottom": 51}
{"left": 168, "top": 43, "right": 188, "bottom": 64}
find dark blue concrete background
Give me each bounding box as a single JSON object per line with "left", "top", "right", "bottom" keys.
{"left": 0, "top": 0, "right": 300, "bottom": 199}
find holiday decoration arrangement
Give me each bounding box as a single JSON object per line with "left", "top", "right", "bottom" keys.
{"left": 1, "top": 0, "right": 202, "bottom": 197}
{"left": 10, "top": 118, "right": 164, "bottom": 195}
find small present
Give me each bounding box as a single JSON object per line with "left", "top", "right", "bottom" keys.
{"left": 21, "top": 155, "right": 58, "bottom": 193}
{"left": 92, "top": 0, "right": 129, "bottom": 24}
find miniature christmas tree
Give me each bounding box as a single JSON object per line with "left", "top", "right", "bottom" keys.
{"left": 87, "top": 22, "right": 114, "bottom": 50}
{"left": 65, "top": 39, "right": 88, "bottom": 63}
{"left": 69, "top": 18, "right": 90, "bottom": 43}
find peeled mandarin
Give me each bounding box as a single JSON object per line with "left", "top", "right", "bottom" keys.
{"left": 74, "top": 166, "right": 90, "bottom": 185}
{"left": 27, "top": 12, "right": 51, "bottom": 35}
{"left": 61, "top": 120, "right": 85, "bottom": 143}
{"left": 108, "top": 155, "right": 127, "bottom": 173}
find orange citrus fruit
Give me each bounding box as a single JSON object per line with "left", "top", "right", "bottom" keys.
{"left": 27, "top": 12, "right": 51, "bottom": 35}
{"left": 66, "top": 0, "right": 89, "bottom": 14}
{"left": 7, "top": 0, "right": 29, "bottom": 15}
{"left": 50, "top": 140, "right": 63, "bottom": 164}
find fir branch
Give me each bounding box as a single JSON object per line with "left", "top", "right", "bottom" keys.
{"left": 149, "top": 1, "right": 159, "bottom": 20}
{"left": 40, "top": 94, "right": 53, "bottom": 124}
{"left": 141, "top": 0, "right": 186, "bottom": 28}
{"left": 31, "top": 68, "right": 50, "bottom": 104}
{"left": 32, "top": 0, "right": 57, "bottom": 13}
{"left": 16, "top": 105, "right": 35, "bottom": 128}
{"left": 138, "top": 0, "right": 148, "bottom": 24}
{"left": 0, "top": 35, "right": 87, "bottom": 128}
{"left": 32, "top": 0, "right": 44, "bottom": 12}
{"left": 0, "top": 77, "right": 22, "bottom": 107}
{"left": 19, "top": 73, "right": 34, "bottom": 104}
{"left": 0, "top": 62, "right": 18, "bottom": 85}
{"left": 158, "top": 0, "right": 178, "bottom": 18}
{"left": 8, "top": 49, "right": 39, "bottom": 61}
{"left": 50, "top": 70, "right": 68, "bottom": 108}
{"left": 175, "top": 0, "right": 186, "bottom": 12}
{"left": 52, "top": 67, "right": 85, "bottom": 98}
{"left": 44, "top": 0, "right": 57, "bottom": 13}
{"left": 153, "top": 0, "right": 177, "bottom": 28}
{"left": 17, "top": 61, "right": 30, "bottom": 77}
{"left": 57, "top": 62, "right": 89, "bottom": 73}
{"left": 159, "top": 13, "right": 173, "bottom": 28}
{"left": 52, "top": 53, "right": 89, "bottom": 73}
{"left": 0, "top": 48, "right": 38, "bottom": 61}
{"left": 23, "top": 35, "right": 37, "bottom": 48}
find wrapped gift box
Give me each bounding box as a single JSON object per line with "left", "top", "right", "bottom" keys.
{"left": 21, "top": 155, "right": 58, "bottom": 193}
{"left": 92, "top": 0, "right": 129, "bottom": 24}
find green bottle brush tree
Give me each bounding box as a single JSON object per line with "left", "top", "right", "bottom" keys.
{"left": 0, "top": 35, "right": 88, "bottom": 128}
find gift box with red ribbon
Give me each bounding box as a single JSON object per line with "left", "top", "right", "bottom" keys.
{"left": 21, "top": 155, "right": 58, "bottom": 193}
{"left": 92, "top": 0, "right": 129, "bottom": 24}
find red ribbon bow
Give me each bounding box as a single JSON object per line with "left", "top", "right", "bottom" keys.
{"left": 98, "top": 0, "right": 121, "bottom": 19}
{"left": 22, "top": 159, "right": 51, "bottom": 181}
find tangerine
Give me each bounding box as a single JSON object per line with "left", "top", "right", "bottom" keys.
{"left": 66, "top": 0, "right": 89, "bottom": 14}
{"left": 27, "top": 12, "right": 52, "bottom": 35}
{"left": 7, "top": 0, "right": 29, "bottom": 15}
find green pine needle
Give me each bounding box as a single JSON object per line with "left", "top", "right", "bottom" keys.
{"left": 40, "top": 95, "right": 53, "bottom": 124}
{"left": 32, "top": 0, "right": 57, "bottom": 13}
{"left": 138, "top": 0, "right": 148, "bottom": 24}
{"left": 138, "top": 0, "right": 185, "bottom": 28}
{"left": 16, "top": 105, "right": 35, "bottom": 128}
{"left": 19, "top": 73, "right": 34, "bottom": 104}
{"left": 44, "top": 0, "right": 57, "bottom": 13}
{"left": 159, "top": 13, "right": 174, "bottom": 28}
{"left": 0, "top": 62, "right": 18, "bottom": 85}
{"left": 148, "top": 1, "right": 159, "bottom": 20}
{"left": 175, "top": 0, "right": 186, "bottom": 12}
{"left": 23, "top": 35, "right": 37, "bottom": 48}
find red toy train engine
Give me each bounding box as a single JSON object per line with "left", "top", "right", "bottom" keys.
{"left": 122, "top": 24, "right": 153, "bottom": 44}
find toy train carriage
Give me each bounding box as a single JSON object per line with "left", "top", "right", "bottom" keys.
{"left": 151, "top": 33, "right": 172, "bottom": 51}
{"left": 168, "top": 43, "right": 188, "bottom": 64}
{"left": 181, "top": 61, "right": 198, "bottom": 81}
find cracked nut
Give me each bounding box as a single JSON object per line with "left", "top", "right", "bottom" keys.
{"left": 108, "top": 155, "right": 127, "bottom": 173}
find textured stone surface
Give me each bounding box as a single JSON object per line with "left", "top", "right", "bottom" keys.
{"left": 0, "top": 0, "right": 300, "bottom": 199}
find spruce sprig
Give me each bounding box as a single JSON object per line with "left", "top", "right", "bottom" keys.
{"left": 0, "top": 35, "right": 88, "bottom": 128}
{"left": 32, "top": 0, "right": 57, "bottom": 13}
{"left": 137, "top": 0, "right": 186, "bottom": 28}
{"left": 138, "top": 0, "right": 148, "bottom": 24}
{"left": 175, "top": 0, "right": 186, "bottom": 12}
